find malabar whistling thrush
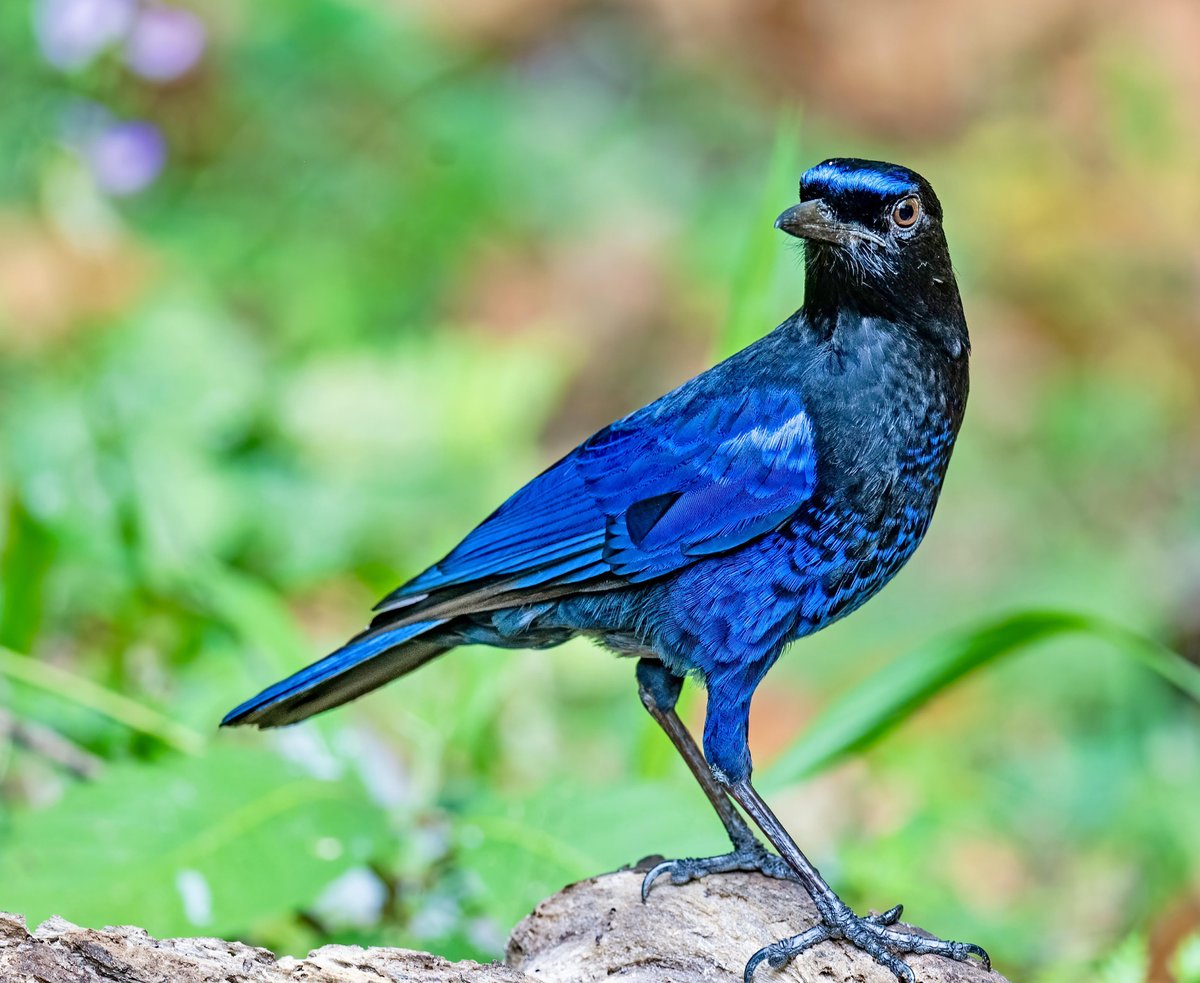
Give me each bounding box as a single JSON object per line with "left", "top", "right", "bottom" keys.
{"left": 224, "top": 158, "right": 989, "bottom": 981}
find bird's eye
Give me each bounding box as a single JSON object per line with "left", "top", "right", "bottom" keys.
{"left": 891, "top": 196, "right": 921, "bottom": 229}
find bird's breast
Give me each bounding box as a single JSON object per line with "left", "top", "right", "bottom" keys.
{"left": 665, "top": 344, "right": 965, "bottom": 658}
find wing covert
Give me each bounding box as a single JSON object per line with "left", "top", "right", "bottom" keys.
{"left": 376, "top": 387, "right": 817, "bottom": 611}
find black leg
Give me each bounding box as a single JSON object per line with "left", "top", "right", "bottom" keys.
{"left": 635, "top": 659, "right": 793, "bottom": 897}
{"left": 725, "top": 777, "right": 991, "bottom": 983}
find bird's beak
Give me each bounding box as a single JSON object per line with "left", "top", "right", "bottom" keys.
{"left": 774, "top": 199, "right": 848, "bottom": 244}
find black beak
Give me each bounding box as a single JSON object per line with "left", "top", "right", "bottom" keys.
{"left": 774, "top": 199, "right": 848, "bottom": 244}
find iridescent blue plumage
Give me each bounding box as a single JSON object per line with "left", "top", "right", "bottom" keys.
{"left": 389, "top": 384, "right": 817, "bottom": 595}
{"left": 223, "top": 157, "right": 969, "bottom": 784}
{"left": 224, "top": 157, "right": 984, "bottom": 982}
{"left": 802, "top": 158, "right": 920, "bottom": 199}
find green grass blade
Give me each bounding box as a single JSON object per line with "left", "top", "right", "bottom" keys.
{"left": 718, "top": 113, "right": 800, "bottom": 357}
{"left": 0, "top": 645, "right": 206, "bottom": 755}
{"left": 0, "top": 495, "right": 54, "bottom": 651}
{"left": 764, "top": 610, "right": 1200, "bottom": 789}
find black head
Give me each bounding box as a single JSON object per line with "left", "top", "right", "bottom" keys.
{"left": 776, "top": 158, "right": 964, "bottom": 334}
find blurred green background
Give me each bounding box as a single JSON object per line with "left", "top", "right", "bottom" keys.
{"left": 1, "top": 1, "right": 1199, "bottom": 980}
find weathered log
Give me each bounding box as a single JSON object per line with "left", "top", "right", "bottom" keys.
{"left": 0, "top": 866, "right": 1007, "bottom": 982}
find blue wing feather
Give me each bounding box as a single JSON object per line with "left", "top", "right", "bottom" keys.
{"left": 378, "top": 386, "right": 817, "bottom": 608}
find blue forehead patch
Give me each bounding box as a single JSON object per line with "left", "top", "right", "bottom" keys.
{"left": 801, "top": 158, "right": 919, "bottom": 200}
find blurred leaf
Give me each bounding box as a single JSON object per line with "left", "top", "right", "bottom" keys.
{"left": 1097, "top": 933, "right": 1148, "bottom": 983}
{"left": 189, "top": 562, "right": 314, "bottom": 674}
{"left": 458, "top": 778, "right": 721, "bottom": 930}
{"left": 0, "top": 747, "right": 389, "bottom": 938}
{"left": 766, "top": 611, "right": 1200, "bottom": 787}
{"left": 0, "top": 644, "right": 205, "bottom": 755}
{"left": 1172, "top": 932, "right": 1200, "bottom": 983}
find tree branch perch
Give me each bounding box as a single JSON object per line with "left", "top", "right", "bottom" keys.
{"left": 0, "top": 865, "right": 1009, "bottom": 982}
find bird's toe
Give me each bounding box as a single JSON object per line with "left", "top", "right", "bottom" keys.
{"left": 641, "top": 845, "right": 796, "bottom": 902}
{"left": 743, "top": 903, "right": 990, "bottom": 982}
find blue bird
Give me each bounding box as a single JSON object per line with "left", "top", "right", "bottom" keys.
{"left": 224, "top": 158, "right": 988, "bottom": 982}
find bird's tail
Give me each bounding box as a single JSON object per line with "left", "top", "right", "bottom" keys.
{"left": 221, "top": 618, "right": 448, "bottom": 729}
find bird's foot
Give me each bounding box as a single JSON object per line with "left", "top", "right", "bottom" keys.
{"left": 743, "top": 903, "right": 990, "bottom": 983}
{"left": 641, "top": 842, "right": 795, "bottom": 901}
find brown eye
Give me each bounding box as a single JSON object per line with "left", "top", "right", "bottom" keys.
{"left": 892, "top": 196, "right": 921, "bottom": 228}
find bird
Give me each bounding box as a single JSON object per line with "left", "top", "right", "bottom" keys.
{"left": 223, "top": 157, "right": 989, "bottom": 982}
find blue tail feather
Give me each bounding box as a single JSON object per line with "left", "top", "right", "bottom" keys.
{"left": 222, "top": 618, "right": 447, "bottom": 728}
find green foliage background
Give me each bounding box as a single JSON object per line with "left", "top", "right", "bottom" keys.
{"left": 1, "top": 2, "right": 1199, "bottom": 980}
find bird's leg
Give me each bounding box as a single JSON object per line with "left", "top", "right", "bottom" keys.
{"left": 635, "top": 659, "right": 794, "bottom": 898}
{"left": 724, "top": 776, "right": 990, "bottom": 983}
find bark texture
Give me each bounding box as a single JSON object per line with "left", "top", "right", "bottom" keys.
{"left": 0, "top": 867, "right": 1008, "bottom": 983}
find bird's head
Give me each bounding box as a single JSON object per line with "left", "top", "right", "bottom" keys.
{"left": 777, "top": 158, "right": 962, "bottom": 327}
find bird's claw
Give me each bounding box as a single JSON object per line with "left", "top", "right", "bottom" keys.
{"left": 641, "top": 843, "right": 795, "bottom": 901}
{"left": 743, "top": 903, "right": 990, "bottom": 982}
{"left": 744, "top": 925, "right": 831, "bottom": 981}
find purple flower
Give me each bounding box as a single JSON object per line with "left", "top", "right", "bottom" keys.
{"left": 123, "top": 4, "right": 206, "bottom": 82}
{"left": 35, "top": 0, "right": 135, "bottom": 71}
{"left": 85, "top": 120, "right": 167, "bottom": 195}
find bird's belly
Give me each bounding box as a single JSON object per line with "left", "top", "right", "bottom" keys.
{"left": 507, "top": 492, "right": 942, "bottom": 676}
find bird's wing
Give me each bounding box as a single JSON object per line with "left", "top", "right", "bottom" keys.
{"left": 375, "top": 387, "right": 816, "bottom": 614}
